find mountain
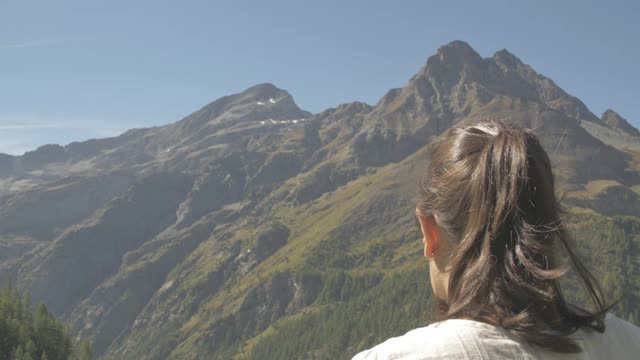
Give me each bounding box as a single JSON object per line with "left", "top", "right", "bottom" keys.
{"left": 1, "top": 41, "right": 639, "bottom": 359}
{"left": 602, "top": 109, "right": 640, "bottom": 136}
{"left": 578, "top": 109, "right": 640, "bottom": 153}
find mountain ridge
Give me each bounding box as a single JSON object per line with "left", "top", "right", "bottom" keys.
{"left": 602, "top": 109, "right": 640, "bottom": 136}
{"left": 0, "top": 40, "right": 639, "bottom": 359}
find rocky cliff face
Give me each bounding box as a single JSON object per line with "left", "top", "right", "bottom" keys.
{"left": 1, "top": 41, "right": 638, "bottom": 359}
{"left": 602, "top": 109, "right": 640, "bottom": 137}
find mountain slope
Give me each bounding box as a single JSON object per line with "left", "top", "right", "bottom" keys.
{"left": 1, "top": 41, "right": 639, "bottom": 359}
{"left": 602, "top": 109, "right": 640, "bottom": 136}
{"left": 580, "top": 109, "right": 640, "bottom": 153}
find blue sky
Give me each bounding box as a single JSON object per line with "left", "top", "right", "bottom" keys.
{"left": 1, "top": 0, "right": 638, "bottom": 155}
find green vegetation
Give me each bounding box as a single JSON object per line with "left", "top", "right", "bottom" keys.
{"left": 567, "top": 180, "right": 623, "bottom": 199}
{"left": 233, "top": 213, "right": 640, "bottom": 360}
{"left": 564, "top": 214, "right": 640, "bottom": 323}
{"left": 0, "top": 281, "right": 92, "bottom": 360}
{"left": 243, "top": 267, "right": 432, "bottom": 359}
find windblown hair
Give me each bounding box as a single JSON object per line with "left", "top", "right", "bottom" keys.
{"left": 417, "top": 119, "right": 610, "bottom": 353}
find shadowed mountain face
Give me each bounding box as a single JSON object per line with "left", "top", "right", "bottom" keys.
{"left": 1, "top": 41, "right": 639, "bottom": 359}
{"left": 602, "top": 109, "right": 640, "bottom": 137}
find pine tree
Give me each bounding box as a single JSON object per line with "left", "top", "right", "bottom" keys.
{"left": 77, "top": 340, "right": 93, "bottom": 360}
{"left": 13, "top": 345, "right": 25, "bottom": 360}
{"left": 0, "top": 282, "right": 91, "bottom": 360}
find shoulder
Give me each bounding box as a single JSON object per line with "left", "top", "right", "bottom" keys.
{"left": 571, "top": 313, "right": 640, "bottom": 359}
{"left": 601, "top": 313, "right": 640, "bottom": 341}
{"left": 604, "top": 313, "right": 640, "bottom": 331}
{"left": 352, "top": 319, "right": 515, "bottom": 360}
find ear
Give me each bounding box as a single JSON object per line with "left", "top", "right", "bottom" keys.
{"left": 416, "top": 211, "right": 440, "bottom": 259}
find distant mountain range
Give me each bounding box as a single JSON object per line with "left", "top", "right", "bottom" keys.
{"left": 1, "top": 41, "right": 639, "bottom": 359}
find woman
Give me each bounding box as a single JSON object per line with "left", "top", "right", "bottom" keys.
{"left": 353, "top": 120, "right": 640, "bottom": 359}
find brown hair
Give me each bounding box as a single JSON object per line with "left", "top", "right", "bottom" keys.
{"left": 417, "top": 119, "right": 610, "bottom": 353}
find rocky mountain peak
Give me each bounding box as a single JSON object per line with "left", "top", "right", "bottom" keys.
{"left": 224, "top": 83, "right": 307, "bottom": 116}
{"left": 437, "top": 40, "right": 482, "bottom": 62}
{"left": 492, "top": 48, "right": 524, "bottom": 69}
{"left": 423, "top": 40, "right": 484, "bottom": 75}
{"left": 602, "top": 109, "right": 640, "bottom": 136}
{"left": 244, "top": 83, "right": 309, "bottom": 117}
{"left": 236, "top": 83, "right": 292, "bottom": 104}
{"left": 198, "top": 83, "right": 301, "bottom": 115}
{"left": 172, "top": 83, "right": 310, "bottom": 137}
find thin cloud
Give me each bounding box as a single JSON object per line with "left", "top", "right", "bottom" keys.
{"left": 0, "top": 115, "right": 129, "bottom": 155}
{"left": 0, "top": 40, "right": 58, "bottom": 50}
{"left": 0, "top": 115, "right": 126, "bottom": 131}
{"left": 0, "top": 123, "right": 101, "bottom": 130}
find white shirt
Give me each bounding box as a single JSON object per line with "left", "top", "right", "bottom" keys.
{"left": 352, "top": 314, "right": 640, "bottom": 360}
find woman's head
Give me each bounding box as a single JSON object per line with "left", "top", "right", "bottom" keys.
{"left": 416, "top": 119, "right": 608, "bottom": 352}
